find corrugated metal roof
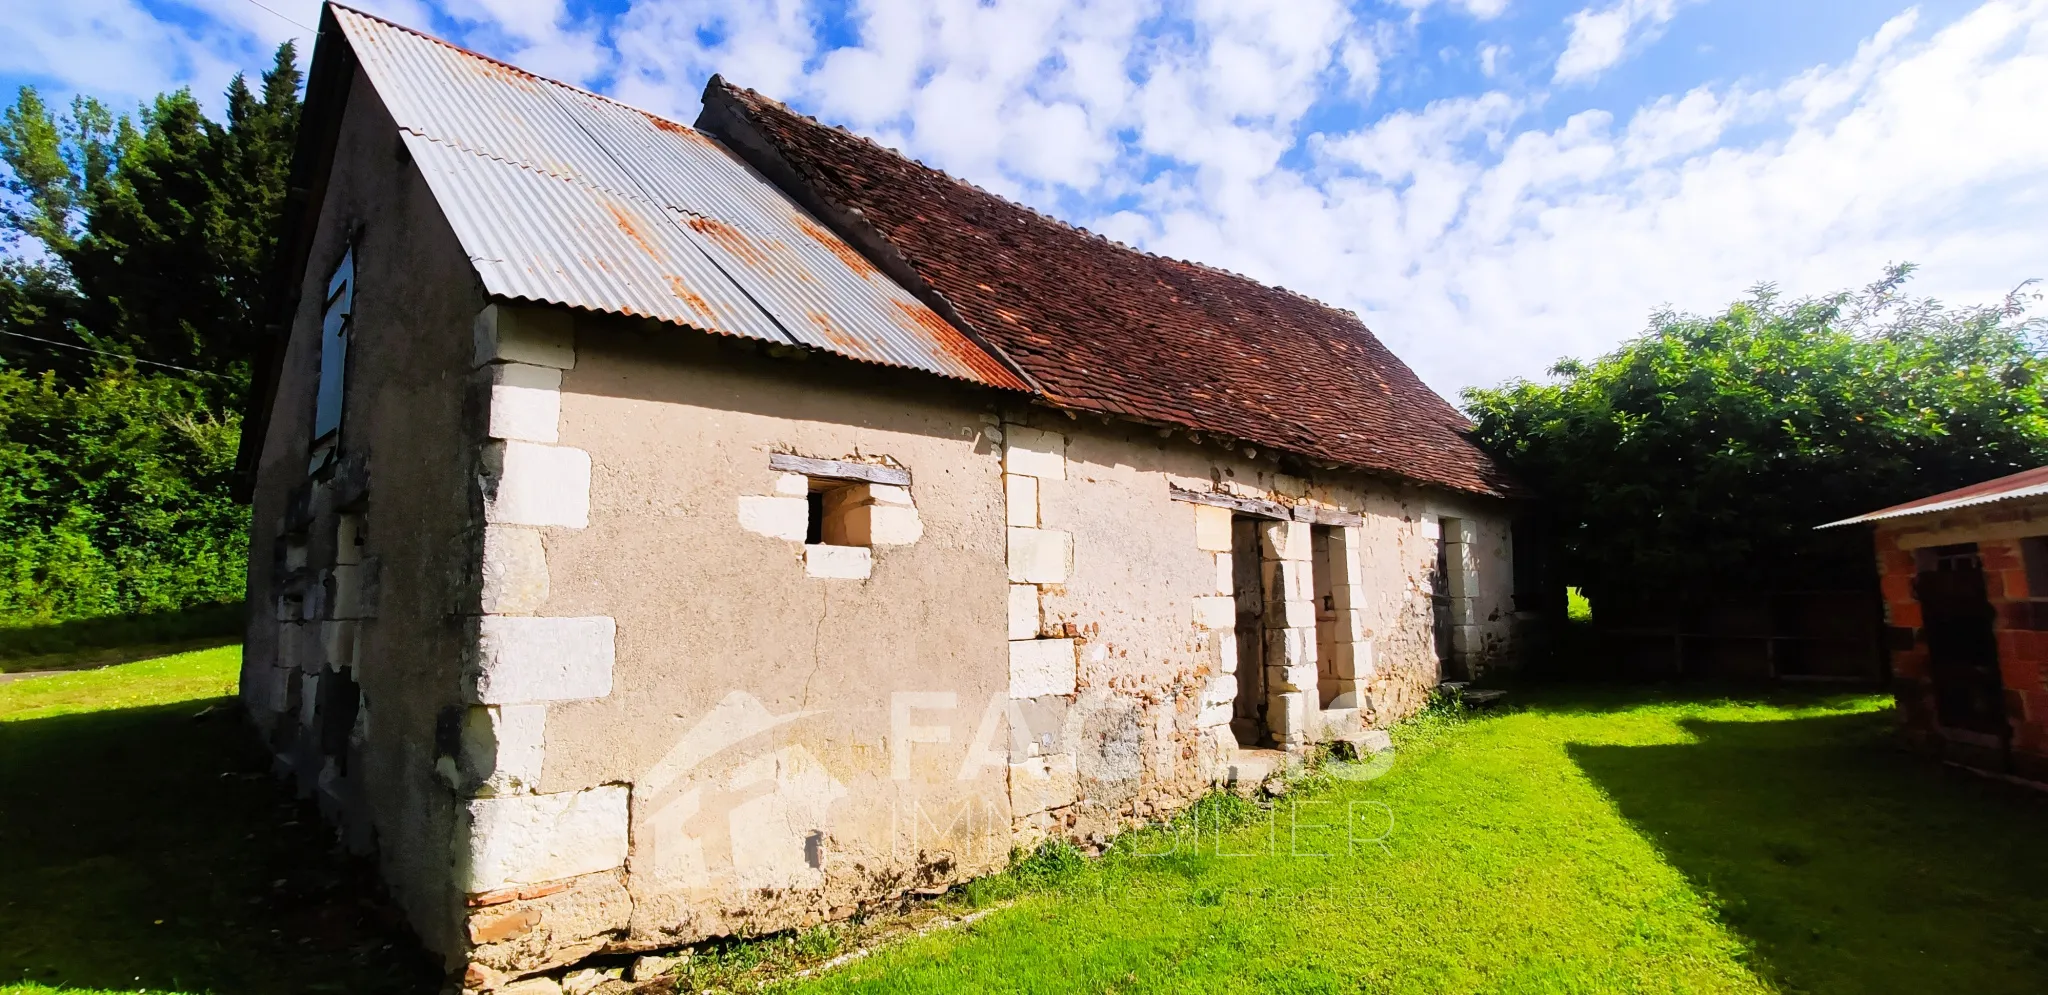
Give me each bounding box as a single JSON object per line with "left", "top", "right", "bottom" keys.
{"left": 400, "top": 133, "right": 784, "bottom": 339}
{"left": 331, "top": 5, "right": 1026, "bottom": 390}
{"left": 1820, "top": 466, "right": 2048, "bottom": 528}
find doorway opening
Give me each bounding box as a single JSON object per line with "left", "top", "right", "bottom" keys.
{"left": 1310, "top": 525, "right": 1340, "bottom": 706}
{"left": 1229, "top": 516, "right": 1269, "bottom": 747}
{"left": 1915, "top": 543, "right": 2009, "bottom": 739}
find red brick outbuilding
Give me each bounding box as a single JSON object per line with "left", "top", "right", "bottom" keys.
{"left": 1829, "top": 467, "right": 2048, "bottom": 781}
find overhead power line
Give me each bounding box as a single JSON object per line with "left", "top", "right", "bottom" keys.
{"left": 0, "top": 329, "right": 228, "bottom": 378}
{"left": 241, "top": 0, "right": 318, "bottom": 33}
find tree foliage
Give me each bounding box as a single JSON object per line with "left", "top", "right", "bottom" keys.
{"left": 1462, "top": 266, "right": 2048, "bottom": 602}
{"left": 0, "top": 368, "right": 246, "bottom": 619}
{"left": 0, "top": 45, "right": 300, "bottom": 624}
{"left": 0, "top": 42, "right": 300, "bottom": 391}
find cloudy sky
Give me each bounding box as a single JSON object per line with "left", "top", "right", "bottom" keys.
{"left": 6, "top": 0, "right": 2045, "bottom": 396}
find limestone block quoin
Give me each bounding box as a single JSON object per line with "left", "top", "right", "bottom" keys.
{"left": 1008, "top": 584, "right": 1041, "bottom": 640}
{"left": 1191, "top": 595, "right": 1235, "bottom": 631}
{"left": 466, "top": 615, "right": 615, "bottom": 704}
{"left": 460, "top": 785, "right": 629, "bottom": 894}
{"left": 1007, "top": 527, "right": 1073, "bottom": 584}
{"left": 1009, "top": 753, "right": 1079, "bottom": 817}
{"left": 486, "top": 363, "right": 564, "bottom": 443}
{"left": 1004, "top": 473, "right": 1038, "bottom": 527}
{"left": 474, "top": 304, "right": 575, "bottom": 370}
{"left": 1002, "top": 425, "right": 1066, "bottom": 479}
{"left": 1010, "top": 638, "right": 1078, "bottom": 698}
{"left": 480, "top": 526, "right": 551, "bottom": 615}
{"left": 482, "top": 441, "right": 591, "bottom": 529}
{"left": 459, "top": 704, "right": 547, "bottom": 794}
{"left": 1193, "top": 504, "right": 1233, "bottom": 552}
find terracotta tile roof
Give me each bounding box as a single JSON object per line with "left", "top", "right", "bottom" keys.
{"left": 705, "top": 79, "right": 1523, "bottom": 499}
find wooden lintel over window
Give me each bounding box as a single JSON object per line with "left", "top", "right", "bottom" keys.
{"left": 769, "top": 453, "right": 911, "bottom": 487}
{"left": 1166, "top": 485, "right": 1363, "bottom": 527}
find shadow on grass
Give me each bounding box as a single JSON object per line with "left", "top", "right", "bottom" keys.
{"left": 0, "top": 696, "right": 439, "bottom": 993}
{"left": 0, "top": 604, "right": 244, "bottom": 673}
{"left": 1570, "top": 708, "right": 2048, "bottom": 995}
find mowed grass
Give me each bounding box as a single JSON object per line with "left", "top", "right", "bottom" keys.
{"left": 791, "top": 691, "right": 2048, "bottom": 995}
{"left": 0, "top": 647, "right": 439, "bottom": 995}
{"left": 6, "top": 653, "right": 2048, "bottom": 995}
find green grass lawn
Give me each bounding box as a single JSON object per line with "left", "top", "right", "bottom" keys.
{"left": 0, "top": 647, "right": 440, "bottom": 995}
{"left": 790, "top": 691, "right": 2048, "bottom": 995}
{"left": 5, "top": 653, "right": 2046, "bottom": 995}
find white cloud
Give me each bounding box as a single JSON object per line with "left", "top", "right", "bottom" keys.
{"left": 1394, "top": 0, "right": 1511, "bottom": 19}
{"left": 1554, "top": 0, "right": 1682, "bottom": 83}
{"left": 1478, "top": 42, "right": 1508, "bottom": 78}
{"left": 7, "top": 0, "right": 2047, "bottom": 404}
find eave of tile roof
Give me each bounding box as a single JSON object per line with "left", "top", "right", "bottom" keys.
{"left": 700, "top": 78, "right": 1527, "bottom": 500}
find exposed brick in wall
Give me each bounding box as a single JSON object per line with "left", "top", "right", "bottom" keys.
{"left": 1874, "top": 496, "right": 2048, "bottom": 781}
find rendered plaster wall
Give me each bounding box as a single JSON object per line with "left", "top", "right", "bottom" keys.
{"left": 240, "top": 74, "right": 482, "bottom": 959}
{"left": 486, "top": 318, "right": 1015, "bottom": 973}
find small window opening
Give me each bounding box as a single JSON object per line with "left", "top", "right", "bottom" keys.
{"left": 806, "top": 479, "right": 863, "bottom": 546}
{"left": 805, "top": 490, "right": 826, "bottom": 545}
{"left": 309, "top": 247, "right": 355, "bottom": 474}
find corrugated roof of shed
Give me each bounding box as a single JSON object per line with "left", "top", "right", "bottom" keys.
{"left": 1820, "top": 466, "right": 2048, "bottom": 527}
{"left": 330, "top": 5, "right": 1028, "bottom": 390}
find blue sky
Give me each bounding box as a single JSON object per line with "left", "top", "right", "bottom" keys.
{"left": 5, "top": 0, "right": 2044, "bottom": 395}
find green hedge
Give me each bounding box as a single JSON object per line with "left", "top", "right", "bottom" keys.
{"left": 0, "top": 367, "right": 247, "bottom": 625}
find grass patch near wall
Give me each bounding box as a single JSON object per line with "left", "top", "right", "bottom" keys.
{"left": 0, "top": 647, "right": 439, "bottom": 995}
{"left": 0, "top": 602, "right": 243, "bottom": 674}
{"left": 9, "top": 654, "right": 2048, "bottom": 995}
{"left": 784, "top": 689, "right": 2048, "bottom": 995}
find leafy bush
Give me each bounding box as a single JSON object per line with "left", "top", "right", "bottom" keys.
{"left": 1463, "top": 266, "right": 2048, "bottom": 602}
{"left": 0, "top": 367, "right": 246, "bottom": 622}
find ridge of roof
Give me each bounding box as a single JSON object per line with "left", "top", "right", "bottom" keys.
{"left": 706, "top": 77, "right": 1518, "bottom": 496}
{"left": 705, "top": 77, "right": 1377, "bottom": 325}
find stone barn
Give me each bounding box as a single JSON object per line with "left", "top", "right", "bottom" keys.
{"left": 236, "top": 4, "right": 1537, "bottom": 986}
{"left": 1829, "top": 466, "right": 2048, "bottom": 784}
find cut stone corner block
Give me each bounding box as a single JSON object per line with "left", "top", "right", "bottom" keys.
{"left": 804, "top": 544, "right": 872, "bottom": 579}
{"left": 1004, "top": 473, "right": 1039, "bottom": 528}
{"left": 1266, "top": 691, "right": 1313, "bottom": 745}
{"left": 454, "top": 703, "right": 547, "bottom": 794}
{"left": 1003, "top": 424, "right": 1066, "bottom": 479}
{"left": 1193, "top": 504, "right": 1233, "bottom": 552}
{"left": 485, "top": 364, "right": 564, "bottom": 444}
{"left": 1007, "top": 527, "right": 1073, "bottom": 584}
{"left": 482, "top": 440, "right": 591, "bottom": 529}
{"left": 480, "top": 525, "right": 550, "bottom": 615}
{"left": 1010, "top": 752, "right": 1079, "bottom": 817}
{"left": 1260, "top": 520, "right": 1311, "bottom": 561}
{"left": 458, "top": 785, "right": 629, "bottom": 895}
{"left": 1008, "top": 584, "right": 1041, "bottom": 640}
{"left": 1009, "top": 638, "right": 1077, "bottom": 699}
{"left": 1191, "top": 595, "right": 1235, "bottom": 631}
{"left": 466, "top": 615, "right": 615, "bottom": 705}
{"left": 474, "top": 303, "right": 576, "bottom": 370}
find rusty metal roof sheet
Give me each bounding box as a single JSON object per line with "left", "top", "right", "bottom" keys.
{"left": 1820, "top": 466, "right": 2048, "bottom": 528}
{"left": 331, "top": 5, "right": 1026, "bottom": 390}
